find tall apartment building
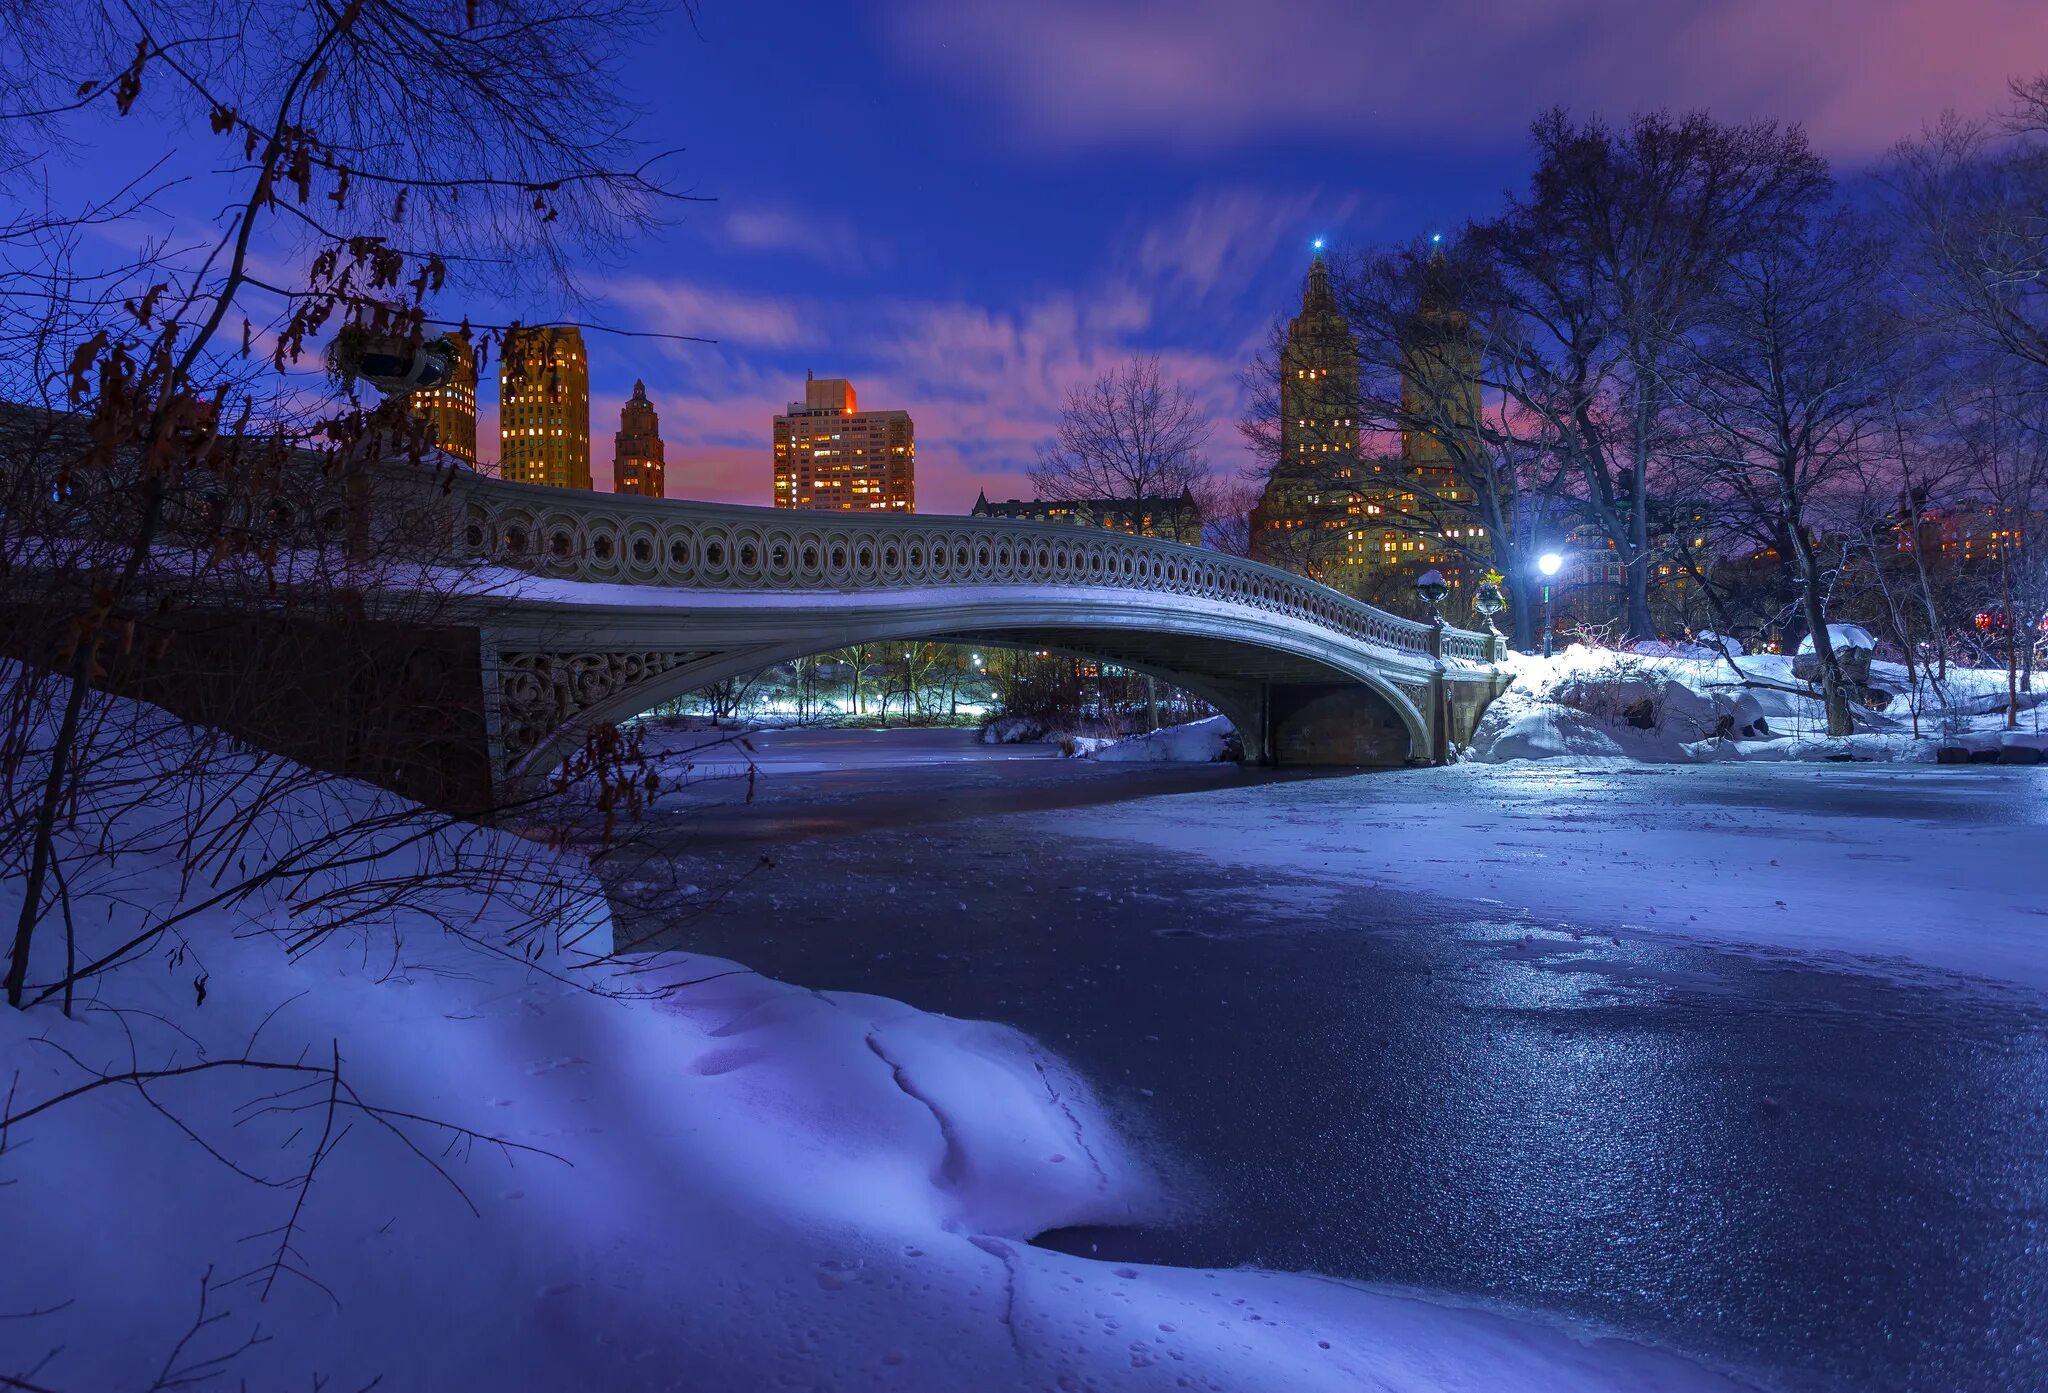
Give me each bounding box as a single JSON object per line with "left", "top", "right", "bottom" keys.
{"left": 412, "top": 330, "right": 476, "bottom": 463}
{"left": 612, "top": 379, "right": 665, "bottom": 497}
{"left": 498, "top": 325, "right": 591, "bottom": 490}
{"left": 1249, "top": 249, "right": 1370, "bottom": 587}
{"left": 772, "top": 374, "right": 915, "bottom": 512}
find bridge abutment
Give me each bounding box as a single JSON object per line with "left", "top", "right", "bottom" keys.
{"left": 1241, "top": 682, "right": 1416, "bottom": 767}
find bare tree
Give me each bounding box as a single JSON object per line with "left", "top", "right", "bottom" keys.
{"left": 1667, "top": 193, "right": 1896, "bottom": 736}
{"left": 1886, "top": 100, "right": 2048, "bottom": 381}
{"left": 1333, "top": 240, "right": 1572, "bottom": 648}
{"left": 0, "top": 0, "right": 686, "bottom": 1009}
{"left": 0, "top": 5, "right": 697, "bottom": 1376}
{"left": 1031, "top": 355, "right": 1211, "bottom": 504}
{"left": 1486, "top": 110, "right": 1827, "bottom": 640}
{"left": 1193, "top": 472, "right": 1263, "bottom": 557}
{"left": 1950, "top": 371, "right": 2048, "bottom": 722}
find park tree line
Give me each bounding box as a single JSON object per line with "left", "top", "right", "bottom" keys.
{"left": 1220, "top": 90, "right": 2048, "bottom": 736}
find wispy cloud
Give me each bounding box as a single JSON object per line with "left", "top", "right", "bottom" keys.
{"left": 604, "top": 276, "right": 809, "bottom": 348}
{"left": 886, "top": 0, "right": 2048, "bottom": 158}
{"left": 579, "top": 186, "right": 1317, "bottom": 510}
{"left": 717, "top": 204, "right": 887, "bottom": 272}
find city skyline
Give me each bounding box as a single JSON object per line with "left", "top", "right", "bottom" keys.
{"left": 368, "top": 3, "right": 2048, "bottom": 514}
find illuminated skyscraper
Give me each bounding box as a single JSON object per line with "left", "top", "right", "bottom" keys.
{"left": 612, "top": 379, "right": 665, "bottom": 498}
{"left": 1250, "top": 246, "right": 1369, "bottom": 587}
{"left": 412, "top": 330, "right": 476, "bottom": 463}
{"left": 772, "top": 374, "right": 915, "bottom": 512}
{"left": 498, "top": 326, "right": 591, "bottom": 490}
{"left": 1250, "top": 241, "right": 1490, "bottom": 598}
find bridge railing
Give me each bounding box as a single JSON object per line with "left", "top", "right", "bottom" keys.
{"left": 414, "top": 467, "right": 1497, "bottom": 665}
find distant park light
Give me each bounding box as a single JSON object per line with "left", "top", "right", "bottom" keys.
{"left": 1311, "top": 237, "right": 1324, "bottom": 252}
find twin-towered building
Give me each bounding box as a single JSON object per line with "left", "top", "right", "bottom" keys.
{"left": 1250, "top": 246, "right": 1489, "bottom": 598}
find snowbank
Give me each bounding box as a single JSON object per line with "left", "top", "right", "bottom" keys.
{"left": 0, "top": 683, "right": 1751, "bottom": 1392}
{"left": 1469, "top": 645, "right": 2044, "bottom": 766}
{"left": 1795, "top": 624, "right": 1876, "bottom": 655}
{"left": 1086, "top": 713, "right": 1240, "bottom": 764}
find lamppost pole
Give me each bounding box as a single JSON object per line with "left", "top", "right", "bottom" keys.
{"left": 1414, "top": 569, "right": 1451, "bottom": 763}
{"left": 1537, "top": 551, "right": 1563, "bottom": 658}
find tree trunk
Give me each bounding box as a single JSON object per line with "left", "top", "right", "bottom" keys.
{"left": 1788, "top": 524, "right": 1853, "bottom": 737}
{"left": 1625, "top": 400, "right": 1656, "bottom": 641}
{"left": 2003, "top": 548, "right": 2020, "bottom": 729}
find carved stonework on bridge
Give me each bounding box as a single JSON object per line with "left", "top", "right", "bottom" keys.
{"left": 497, "top": 650, "right": 714, "bottom": 767}
{"left": 403, "top": 464, "right": 1498, "bottom": 666}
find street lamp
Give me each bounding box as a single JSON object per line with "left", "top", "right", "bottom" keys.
{"left": 1537, "top": 551, "right": 1563, "bottom": 658}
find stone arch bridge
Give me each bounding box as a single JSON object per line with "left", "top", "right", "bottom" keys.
{"left": 428, "top": 471, "right": 1511, "bottom": 800}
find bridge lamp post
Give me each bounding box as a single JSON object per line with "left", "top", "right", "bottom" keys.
{"left": 1414, "top": 569, "right": 1450, "bottom": 626}
{"left": 1414, "top": 570, "right": 1451, "bottom": 765}
{"left": 1537, "top": 552, "right": 1564, "bottom": 658}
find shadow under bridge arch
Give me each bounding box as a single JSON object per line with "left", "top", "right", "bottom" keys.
{"left": 485, "top": 591, "right": 1437, "bottom": 797}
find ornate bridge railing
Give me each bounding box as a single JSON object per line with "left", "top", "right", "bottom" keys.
{"left": 428, "top": 469, "right": 1498, "bottom": 666}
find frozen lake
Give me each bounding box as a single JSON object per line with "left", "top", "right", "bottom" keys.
{"left": 608, "top": 725, "right": 2048, "bottom": 1393}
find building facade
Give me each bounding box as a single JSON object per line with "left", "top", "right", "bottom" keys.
{"left": 612, "top": 379, "right": 665, "bottom": 498}
{"left": 970, "top": 489, "right": 1202, "bottom": 544}
{"left": 412, "top": 330, "right": 476, "bottom": 464}
{"left": 499, "top": 326, "right": 591, "bottom": 490}
{"left": 772, "top": 374, "right": 915, "bottom": 512}
{"left": 1250, "top": 251, "right": 1368, "bottom": 587}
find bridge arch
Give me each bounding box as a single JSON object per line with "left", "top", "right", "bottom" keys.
{"left": 487, "top": 591, "right": 1440, "bottom": 798}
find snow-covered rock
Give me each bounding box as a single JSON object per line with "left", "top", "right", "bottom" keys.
{"left": 1796, "top": 624, "right": 1876, "bottom": 655}
{"left": 1471, "top": 645, "right": 2040, "bottom": 766}
{"left": 980, "top": 714, "right": 1047, "bottom": 745}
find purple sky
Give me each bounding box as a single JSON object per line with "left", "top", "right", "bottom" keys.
{"left": 70, "top": 1, "right": 2048, "bottom": 513}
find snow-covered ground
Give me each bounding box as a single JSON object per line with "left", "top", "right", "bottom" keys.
{"left": 1049, "top": 758, "right": 2048, "bottom": 993}
{"left": 1470, "top": 645, "right": 2045, "bottom": 765}
{"left": 0, "top": 686, "right": 1752, "bottom": 1391}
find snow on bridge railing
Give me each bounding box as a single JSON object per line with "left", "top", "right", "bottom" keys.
{"left": 421, "top": 469, "right": 1497, "bottom": 665}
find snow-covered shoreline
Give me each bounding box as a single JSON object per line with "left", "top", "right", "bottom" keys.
{"left": 0, "top": 686, "right": 1757, "bottom": 1391}
{"left": 1469, "top": 645, "right": 2046, "bottom": 766}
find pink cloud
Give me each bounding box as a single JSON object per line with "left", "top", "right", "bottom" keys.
{"left": 531, "top": 189, "right": 1319, "bottom": 513}
{"left": 887, "top": 0, "right": 2048, "bottom": 157}
{"left": 604, "top": 276, "right": 809, "bottom": 348}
